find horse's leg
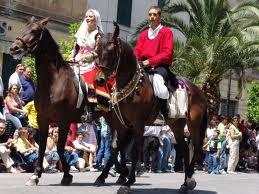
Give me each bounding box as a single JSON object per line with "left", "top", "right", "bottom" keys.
{"left": 57, "top": 123, "right": 73, "bottom": 185}
{"left": 115, "top": 148, "right": 128, "bottom": 185}
{"left": 94, "top": 130, "right": 119, "bottom": 186}
{"left": 180, "top": 128, "right": 199, "bottom": 192}
{"left": 25, "top": 118, "right": 48, "bottom": 186}
{"left": 94, "top": 146, "right": 118, "bottom": 185}
{"left": 179, "top": 138, "right": 190, "bottom": 193}
{"left": 185, "top": 113, "right": 207, "bottom": 191}
{"left": 118, "top": 135, "right": 142, "bottom": 194}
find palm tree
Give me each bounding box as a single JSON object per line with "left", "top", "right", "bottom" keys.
{"left": 132, "top": 0, "right": 259, "bottom": 116}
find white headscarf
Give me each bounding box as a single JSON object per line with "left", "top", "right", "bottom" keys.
{"left": 75, "top": 9, "right": 103, "bottom": 47}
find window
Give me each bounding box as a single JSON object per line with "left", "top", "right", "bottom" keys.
{"left": 117, "top": 0, "right": 132, "bottom": 27}
{"left": 220, "top": 99, "right": 238, "bottom": 117}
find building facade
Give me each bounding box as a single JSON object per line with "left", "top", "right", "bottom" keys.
{"left": 0, "top": 0, "right": 257, "bottom": 118}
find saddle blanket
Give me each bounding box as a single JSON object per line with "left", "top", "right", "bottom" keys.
{"left": 167, "top": 85, "right": 188, "bottom": 118}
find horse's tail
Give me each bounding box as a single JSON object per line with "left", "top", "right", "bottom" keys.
{"left": 199, "top": 108, "right": 207, "bottom": 148}
{"left": 197, "top": 108, "right": 208, "bottom": 167}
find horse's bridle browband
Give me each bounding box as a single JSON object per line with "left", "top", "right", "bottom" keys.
{"left": 98, "top": 38, "right": 122, "bottom": 72}
{"left": 16, "top": 28, "right": 44, "bottom": 56}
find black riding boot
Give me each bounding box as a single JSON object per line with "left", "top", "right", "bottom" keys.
{"left": 81, "top": 103, "right": 95, "bottom": 123}
{"left": 159, "top": 98, "right": 168, "bottom": 119}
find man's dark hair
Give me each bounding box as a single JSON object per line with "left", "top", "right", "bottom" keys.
{"left": 0, "top": 119, "right": 6, "bottom": 125}
{"left": 148, "top": 6, "right": 162, "bottom": 16}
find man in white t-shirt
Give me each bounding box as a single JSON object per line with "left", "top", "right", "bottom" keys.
{"left": 8, "top": 63, "right": 24, "bottom": 96}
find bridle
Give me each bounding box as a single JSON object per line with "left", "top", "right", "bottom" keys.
{"left": 16, "top": 27, "right": 44, "bottom": 56}
{"left": 97, "top": 38, "right": 122, "bottom": 75}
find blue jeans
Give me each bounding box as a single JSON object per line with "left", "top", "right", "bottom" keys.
{"left": 208, "top": 151, "right": 220, "bottom": 174}
{"left": 64, "top": 151, "right": 79, "bottom": 166}
{"left": 157, "top": 137, "right": 171, "bottom": 172}
{"left": 219, "top": 139, "right": 227, "bottom": 172}
{"left": 24, "top": 151, "right": 38, "bottom": 165}
{"left": 96, "top": 134, "right": 111, "bottom": 170}
{"left": 5, "top": 113, "right": 22, "bottom": 129}
{"left": 46, "top": 150, "right": 60, "bottom": 164}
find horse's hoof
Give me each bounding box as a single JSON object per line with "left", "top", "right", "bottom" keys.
{"left": 25, "top": 176, "right": 39, "bottom": 186}
{"left": 179, "top": 184, "right": 188, "bottom": 193}
{"left": 117, "top": 185, "right": 130, "bottom": 194}
{"left": 186, "top": 178, "right": 196, "bottom": 190}
{"left": 116, "top": 176, "right": 127, "bottom": 185}
{"left": 94, "top": 177, "right": 105, "bottom": 186}
{"left": 61, "top": 174, "right": 73, "bottom": 185}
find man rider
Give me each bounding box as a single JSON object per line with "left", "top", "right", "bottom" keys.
{"left": 134, "top": 6, "right": 174, "bottom": 119}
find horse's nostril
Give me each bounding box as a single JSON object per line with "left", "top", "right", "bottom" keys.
{"left": 10, "top": 45, "right": 18, "bottom": 51}
{"left": 97, "top": 78, "right": 105, "bottom": 86}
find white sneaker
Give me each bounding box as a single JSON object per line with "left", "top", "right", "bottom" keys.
{"left": 109, "top": 169, "right": 116, "bottom": 177}
{"left": 90, "top": 167, "right": 98, "bottom": 172}
{"left": 227, "top": 171, "right": 237, "bottom": 174}
{"left": 9, "top": 167, "right": 20, "bottom": 173}
{"left": 70, "top": 166, "right": 79, "bottom": 173}
{"left": 220, "top": 170, "right": 227, "bottom": 174}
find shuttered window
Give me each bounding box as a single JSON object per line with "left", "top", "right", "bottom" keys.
{"left": 117, "top": 0, "right": 132, "bottom": 27}
{"left": 220, "top": 99, "right": 238, "bottom": 117}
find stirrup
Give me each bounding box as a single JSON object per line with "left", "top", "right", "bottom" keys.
{"left": 81, "top": 112, "right": 94, "bottom": 123}
{"left": 153, "top": 113, "right": 166, "bottom": 125}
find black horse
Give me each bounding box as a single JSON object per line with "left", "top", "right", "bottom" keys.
{"left": 94, "top": 23, "right": 207, "bottom": 193}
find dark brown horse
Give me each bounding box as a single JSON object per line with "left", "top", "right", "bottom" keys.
{"left": 94, "top": 23, "right": 207, "bottom": 193}
{"left": 10, "top": 17, "right": 88, "bottom": 185}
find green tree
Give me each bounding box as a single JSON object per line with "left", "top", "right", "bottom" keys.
{"left": 59, "top": 23, "right": 80, "bottom": 60}
{"left": 246, "top": 81, "right": 259, "bottom": 123}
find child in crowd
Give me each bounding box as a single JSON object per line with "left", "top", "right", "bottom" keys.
{"left": 203, "top": 129, "right": 221, "bottom": 174}
{"left": 45, "top": 126, "right": 59, "bottom": 172}
{"left": 64, "top": 130, "right": 84, "bottom": 172}
{"left": 73, "top": 132, "right": 97, "bottom": 172}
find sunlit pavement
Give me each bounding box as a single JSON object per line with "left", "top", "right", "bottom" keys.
{"left": 0, "top": 171, "right": 258, "bottom": 194}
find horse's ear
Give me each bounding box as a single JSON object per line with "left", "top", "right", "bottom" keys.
{"left": 112, "top": 21, "right": 120, "bottom": 41}
{"left": 95, "top": 32, "right": 102, "bottom": 42}
{"left": 39, "top": 17, "right": 49, "bottom": 27}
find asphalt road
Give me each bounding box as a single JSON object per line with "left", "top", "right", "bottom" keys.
{"left": 0, "top": 171, "right": 258, "bottom": 194}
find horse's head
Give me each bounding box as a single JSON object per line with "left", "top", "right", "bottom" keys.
{"left": 10, "top": 17, "right": 49, "bottom": 59}
{"left": 95, "top": 22, "right": 121, "bottom": 86}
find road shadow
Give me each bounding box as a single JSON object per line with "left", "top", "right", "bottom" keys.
{"left": 131, "top": 188, "right": 217, "bottom": 194}
{"left": 46, "top": 182, "right": 151, "bottom": 187}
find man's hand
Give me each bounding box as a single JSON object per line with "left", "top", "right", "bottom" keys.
{"left": 142, "top": 60, "right": 150, "bottom": 67}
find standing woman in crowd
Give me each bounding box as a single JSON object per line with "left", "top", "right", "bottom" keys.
{"left": 4, "top": 84, "right": 28, "bottom": 129}
{"left": 227, "top": 115, "right": 242, "bottom": 174}
{"left": 70, "top": 9, "right": 103, "bottom": 122}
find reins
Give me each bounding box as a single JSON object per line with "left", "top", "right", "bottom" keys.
{"left": 16, "top": 28, "right": 44, "bottom": 57}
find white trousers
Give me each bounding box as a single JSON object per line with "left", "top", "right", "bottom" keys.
{"left": 0, "top": 145, "right": 14, "bottom": 168}
{"left": 227, "top": 140, "right": 239, "bottom": 172}
{"left": 153, "top": 74, "right": 169, "bottom": 99}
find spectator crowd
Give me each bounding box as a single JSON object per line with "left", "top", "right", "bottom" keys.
{"left": 0, "top": 63, "right": 259, "bottom": 176}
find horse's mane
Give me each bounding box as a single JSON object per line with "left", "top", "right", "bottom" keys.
{"left": 38, "top": 26, "right": 64, "bottom": 66}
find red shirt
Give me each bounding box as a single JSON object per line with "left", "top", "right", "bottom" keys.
{"left": 134, "top": 26, "right": 173, "bottom": 68}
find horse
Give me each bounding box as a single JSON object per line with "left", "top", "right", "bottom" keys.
{"left": 10, "top": 17, "right": 89, "bottom": 186}
{"left": 94, "top": 23, "right": 208, "bottom": 193}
